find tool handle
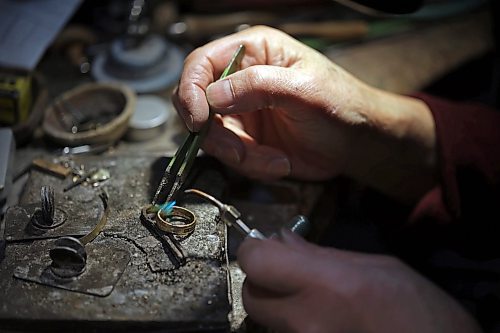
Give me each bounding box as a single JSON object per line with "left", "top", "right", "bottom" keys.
{"left": 279, "top": 20, "right": 369, "bottom": 40}
{"left": 171, "top": 12, "right": 277, "bottom": 38}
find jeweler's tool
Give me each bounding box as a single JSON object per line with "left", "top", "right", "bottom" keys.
{"left": 185, "top": 188, "right": 311, "bottom": 241}
{"left": 184, "top": 188, "right": 266, "bottom": 239}
{"left": 140, "top": 205, "right": 186, "bottom": 266}
{"left": 152, "top": 44, "right": 245, "bottom": 206}
{"left": 59, "top": 143, "right": 111, "bottom": 156}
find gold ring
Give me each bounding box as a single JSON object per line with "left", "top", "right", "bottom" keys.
{"left": 156, "top": 206, "right": 196, "bottom": 237}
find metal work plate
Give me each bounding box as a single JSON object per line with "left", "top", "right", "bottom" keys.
{"left": 0, "top": 156, "right": 230, "bottom": 332}
{"left": 4, "top": 203, "right": 96, "bottom": 241}
{"left": 13, "top": 239, "right": 130, "bottom": 297}
{"left": 4, "top": 169, "right": 105, "bottom": 242}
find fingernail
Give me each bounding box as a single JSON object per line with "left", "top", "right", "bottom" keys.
{"left": 206, "top": 80, "right": 234, "bottom": 108}
{"left": 266, "top": 157, "right": 291, "bottom": 176}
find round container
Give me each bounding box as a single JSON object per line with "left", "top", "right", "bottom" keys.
{"left": 43, "top": 83, "right": 135, "bottom": 146}
{"left": 126, "top": 95, "right": 170, "bottom": 142}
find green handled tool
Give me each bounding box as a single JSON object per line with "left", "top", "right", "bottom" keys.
{"left": 152, "top": 44, "right": 245, "bottom": 206}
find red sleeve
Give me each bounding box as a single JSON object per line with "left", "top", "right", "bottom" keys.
{"left": 409, "top": 93, "right": 500, "bottom": 227}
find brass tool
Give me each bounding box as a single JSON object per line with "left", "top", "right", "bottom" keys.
{"left": 79, "top": 191, "right": 110, "bottom": 245}
{"left": 32, "top": 158, "right": 72, "bottom": 179}
{"left": 152, "top": 44, "right": 245, "bottom": 206}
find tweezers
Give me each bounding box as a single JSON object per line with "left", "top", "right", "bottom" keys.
{"left": 152, "top": 44, "right": 246, "bottom": 206}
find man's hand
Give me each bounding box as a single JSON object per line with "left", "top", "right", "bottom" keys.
{"left": 237, "top": 230, "right": 482, "bottom": 333}
{"left": 173, "top": 26, "right": 437, "bottom": 203}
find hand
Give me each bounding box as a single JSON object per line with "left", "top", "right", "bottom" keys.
{"left": 237, "top": 230, "right": 482, "bottom": 333}
{"left": 174, "top": 26, "right": 437, "bottom": 202}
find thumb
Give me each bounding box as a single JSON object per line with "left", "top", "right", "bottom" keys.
{"left": 206, "top": 65, "right": 311, "bottom": 114}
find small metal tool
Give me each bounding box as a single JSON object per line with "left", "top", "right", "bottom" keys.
{"left": 59, "top": 143, "right": 111, "bottom": 156}
{"left": 184, "top": 188, "right": 266, "bottom": 240}
{"left": 152, "top": 45, "right": 245, "bottom": 206}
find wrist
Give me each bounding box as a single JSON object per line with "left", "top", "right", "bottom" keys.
{"left": 344, "top": 86, "right": 437, "bottom": 203}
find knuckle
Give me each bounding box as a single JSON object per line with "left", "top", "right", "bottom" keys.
{"left": 241, "top": 67, "right": 274, "bottom": 109}
{"left": 241, "top": 67, "right": 265, "bottom": 94}
{"left": 184, "top": 46, "right": 203, "bottom": 65}
{"left": 246, "top": 25, "right": 273, "bottom": 34}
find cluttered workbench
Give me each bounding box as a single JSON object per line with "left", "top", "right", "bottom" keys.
{"left": 0, "top": 0, "right": 494, "bottom": 332}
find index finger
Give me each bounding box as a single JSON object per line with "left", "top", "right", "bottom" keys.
{"left": 174, "top": 42, "right": 250, "bottom": 131}
{"left": 174, "top": 26, "right": 292, "bottom": 131}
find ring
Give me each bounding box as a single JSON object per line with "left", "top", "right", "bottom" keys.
{"left": 156, "top": 206, "right": 196, "bottom": 237}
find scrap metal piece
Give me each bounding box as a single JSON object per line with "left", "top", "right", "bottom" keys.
{"left": 79, "top": 191, "right": 109, "bottom": 245}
